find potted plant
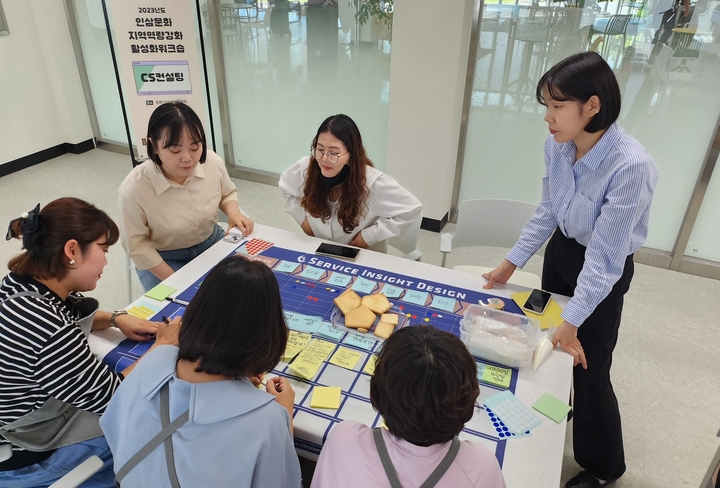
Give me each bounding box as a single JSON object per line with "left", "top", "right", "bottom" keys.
{"left": 352, "top": 0, "right": 393, "bottom": 40}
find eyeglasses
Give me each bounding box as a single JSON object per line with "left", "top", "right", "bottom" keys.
{"left": 311, "top": 147, "right": 349, "bottom": 164}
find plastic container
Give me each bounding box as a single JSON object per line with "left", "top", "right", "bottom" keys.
{"left": 459, "top": 304, "right": 540, "bottom": 368}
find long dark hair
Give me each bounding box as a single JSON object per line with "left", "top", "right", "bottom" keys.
{"left": 178, "top": 255, "right": 288, "bottom": 378}
{"left": 7, "top": 198, "right": 119, "bottom": 280}
{"left": 146, "top": 101, "right": 208, "bottom": 166}
{"left": 301, "top": 114, "right": 373, "bottom": 234}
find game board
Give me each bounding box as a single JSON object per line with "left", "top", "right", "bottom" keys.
{"left": 100, "top": 239, "right": 528, "bottom": 466}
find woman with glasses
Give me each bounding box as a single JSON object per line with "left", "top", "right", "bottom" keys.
{"left": 279, "top": 114, "right": 421, "bottom": 251}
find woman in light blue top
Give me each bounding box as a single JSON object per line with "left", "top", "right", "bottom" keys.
{"left": 100, "top": 255, "right": 300, "bottom": 488}
{"left": 484, "top": 52, "right": 658, "bottom": 488}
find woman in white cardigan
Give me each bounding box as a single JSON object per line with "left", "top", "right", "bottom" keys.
{"left": 279, "top": 114, "right": 421, "bottom": 252}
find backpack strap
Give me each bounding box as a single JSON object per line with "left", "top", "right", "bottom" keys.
{"left": 115, "top": 383, "right": 189, "bottom": 487}
{"left": 372, "top": 428, "right": 462, "bottom": 488}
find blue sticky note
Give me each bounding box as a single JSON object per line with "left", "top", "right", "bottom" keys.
{"left": 476, "top": 362, "right": 485, "bottom": 381}
{"left": 327, "top": 272, "right": 352, "bottom": 288}
{"left": 351, "top": 277, "right": 377, "bottom": 294}
{"left": 431, "top": 295, "right": 457, "bottom": 313}
{"left": 299, "top": 266, "right": 325, "bottom": 281}
{"left": 283, "top": 311, "right": 322, "bottom": 333}
{"left": 402, "top": 290, "right": 429, "bottom": 306}
{"left": 315, "top": 321, "right": 345, "bottom": 341}
{"left": 275, "top": 261, "right": 300, "bottom": 273}
{"left": 343, "top": 333, "right": 376, "bottom": 351}
{"left": 381, "top": 284, "right": 403, "bottom": 298}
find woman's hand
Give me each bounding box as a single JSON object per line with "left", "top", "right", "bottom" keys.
{"left": 155, "top": 316, "right": 181, "bottom": 347}
{"left": 266, "top": 377, "right": 295, "bottom": 434}
{"left": 114, "top": 314, "right": 159, "bottom": 342}
{"left": 552, "top": 321, "right": 587, "bottom": 369}
{"left": 349, "top": 232, "right": 369, "bottom": 249}
{"left": 300, "top": 218, "right": 314, "bottom": 237}
{"left": 249, "top": 372, "right": 265, "bottom": 387}
{"left": 228, "top": 214, "right": 254, "bottom": 236}
{"left": 482, "top": 259, "right": 517, "bottom": 289}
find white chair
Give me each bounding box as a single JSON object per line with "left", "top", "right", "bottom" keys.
{"left": 388, "top": 214, "right": 423, "bottom": 261}
{"left": 241, "top": 4, "right": 274, "bottom": 46}
{"left": 440, "top": 199, "right": 544, "bottom": 289}
{"left": 0, "top": 445, "right": 103, "bottom": 488}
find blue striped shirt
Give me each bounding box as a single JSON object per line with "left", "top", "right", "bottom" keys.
{"left": 506, "top": 123, "right": 659, "bottom": 326}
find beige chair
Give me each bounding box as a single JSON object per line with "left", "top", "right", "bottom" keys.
{"left": 440, "top": 199, "right": 544, "bottom": 289}
{"left": 0, "top": 444, "right": 103, "bottom": 488}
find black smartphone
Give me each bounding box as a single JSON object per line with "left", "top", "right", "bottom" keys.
{"left": 315, "top": 242, "right": 361, "bottom": 261}
{"left": 522, "top": 289, "right": 552, "bottom": 314}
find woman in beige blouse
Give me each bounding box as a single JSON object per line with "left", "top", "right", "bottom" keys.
{"left": 119, "top": 102, "right": 253, "bottom": 292}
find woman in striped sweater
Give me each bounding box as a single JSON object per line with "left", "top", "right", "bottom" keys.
{"left": 0, "top": 198, "right": 178, "bottom": 488}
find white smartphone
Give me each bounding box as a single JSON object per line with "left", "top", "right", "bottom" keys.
{"left": 522, "top": 289, "right": 552, "bottom": 315}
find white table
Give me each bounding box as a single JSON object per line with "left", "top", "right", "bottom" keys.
{"left": 89, "top": 223, "right": 572, "bottom": 488}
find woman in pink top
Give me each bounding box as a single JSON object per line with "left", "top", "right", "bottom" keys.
{"left": 311, "top": 326, "right": 506, "bottom": 488}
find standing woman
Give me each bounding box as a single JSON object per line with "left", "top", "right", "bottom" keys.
{"left": 119, "top": 101, "right": 254, "bottom": 292}
{"left": 483, "top": 52, "right": 658, "bottom": 488}
{"left": 279, "top": 114, "right": 421, "bottom": 252}
{"left": 0, "top": 198, "right": 178, "bottom": 487}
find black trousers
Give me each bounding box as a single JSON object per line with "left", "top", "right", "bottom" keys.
{"left": 542, "top": 230, "right": 634, "bottom": 481}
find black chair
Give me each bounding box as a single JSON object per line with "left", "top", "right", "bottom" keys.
{"left": 588, "top": 14, "right": 632, "bottom": 58}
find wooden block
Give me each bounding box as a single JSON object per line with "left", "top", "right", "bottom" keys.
{"left": 357, "top": 328, "right": 368, "bottom": 333}
{"left": 380, "top": 313, "right": 398, "bottom": 325}
{"left": 334, "top": 289, "right": 362, "bottom": 315}
{"left": 374, "top": 321, "right": 395, "bottom": 339}
{"left": 361, "top": 294, "right": 391, "bottom": 314}
{"left": 345, "top": 306, "right": 376, "bottom": 329}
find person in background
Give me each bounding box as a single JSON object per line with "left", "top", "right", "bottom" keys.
{"left": 279, "top": 114, "right": 421, "bottom": 253}
{"left": 0, "top": 198, "right": 178, "bottom": 488}
{"left": 483, "top": 52, "right": 658, "bottom": 488}
{"left": 311, "top": 325, "right": 506, "bottom": 488}
{"left": 101, "top": 255, "right": 301, "bottom": 488}
{"left": 119, "top": 101, "right": 254, "bottom": 292}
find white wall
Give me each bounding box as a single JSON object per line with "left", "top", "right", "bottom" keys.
{"left": 0, "top": 0, "right": 92, "bottom": 166}
{"left": 384, "top": 0, "right": 475, "bottom": 224}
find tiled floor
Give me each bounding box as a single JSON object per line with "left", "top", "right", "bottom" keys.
{"left": 1, "top": 149, "right": 718, "bottom": 487}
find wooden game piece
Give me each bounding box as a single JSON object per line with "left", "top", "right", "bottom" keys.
{"left": 345, "top": 306, "right": 376, "bottom": 329}
{"left": 334, "top": 289, "right": 362, "bottom": 315}
{"left": 361, "top": 294, "right": 392, "bottom": 314}
{"left": 374, "top": 321, "right": 394, "bottom": 340}
{"left": 380, "top": 313, "right": 398, "bottom": 325}
{"left": 357, "top": 328, "right": 369, "bottom": 333}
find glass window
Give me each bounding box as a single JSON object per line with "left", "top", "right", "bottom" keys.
{"left": 461, "top": 0, "right": 720, "bottom": 253}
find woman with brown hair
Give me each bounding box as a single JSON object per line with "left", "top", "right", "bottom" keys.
{"left": 279, "top": 114, "right": 421, "bottom": 252}
{"left": 0, "top": 198, "right": 178, "bottom": 487}
{"left": 311, "top": 325, "right": 505, "bottom": 487}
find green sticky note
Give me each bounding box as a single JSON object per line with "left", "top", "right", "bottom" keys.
{"left": 533, "top": 393, "right": 572, "bottom": 423}
{"left": 144, "top": 284, "right": 177, "bottom": 301}
{"left": 481, "top": 365, "right": 511, "bottom": 388}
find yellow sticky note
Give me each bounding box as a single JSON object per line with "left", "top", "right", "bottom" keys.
{"left": 482, "top": 365, "right": 512, "bottom": 388}
{"left": 283, "top": 331, "right": 312, "bottom": 360}
{"left": 287, "top": 340, "right": 336, "bottom": 379}
{"left": 329, "top": 347, "right": 362, "bottom": 371}
{"left": 511, "top": 291, "right": 563, "bottom": 330}
{"left": 363, "top": 355, "right": 377, "bottom": 375}
{"left": 310, "top": 386, "right": 342, "bottom": 409}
